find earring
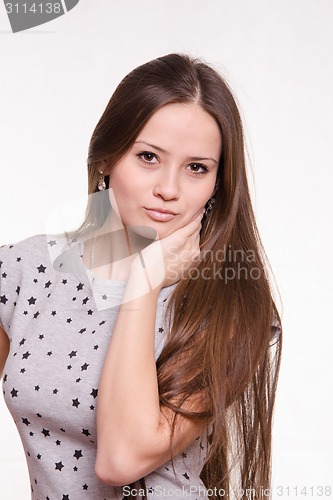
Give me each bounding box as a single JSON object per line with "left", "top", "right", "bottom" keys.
{"left": 98, "top": 171, "right": 106, "bottom": 191}
{"left": 205, "top": 197, "right": 215, "bottom": 216}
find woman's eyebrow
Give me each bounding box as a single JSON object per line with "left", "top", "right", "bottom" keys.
{"left": 134, "top": 140, "right": 219, "bottom": 164}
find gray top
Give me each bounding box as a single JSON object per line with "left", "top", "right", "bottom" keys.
{"left": 0, "top": 235, "right": 208, "bottom": 499}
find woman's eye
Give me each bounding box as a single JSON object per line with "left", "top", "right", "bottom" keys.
{"left": 188, "top": 163, "right": 208, "bottom": 174}
{"left": 137, "top": 151, "right": 158, "bottom": 164}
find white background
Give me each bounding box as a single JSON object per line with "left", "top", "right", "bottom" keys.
{"left": 0, "top": 1, "right": 332, "bottom": 498}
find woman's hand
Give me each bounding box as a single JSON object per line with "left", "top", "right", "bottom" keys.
{"left": 128, "top": 209, "right": 204, "bottom": 296}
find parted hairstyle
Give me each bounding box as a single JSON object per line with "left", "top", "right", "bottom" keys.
{"left": 81, "top": 53, "right": 282, "bottom": 499}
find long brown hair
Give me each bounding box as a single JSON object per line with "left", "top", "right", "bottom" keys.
{"left": 84, "top": 53, "right": 282, "bottom": 498}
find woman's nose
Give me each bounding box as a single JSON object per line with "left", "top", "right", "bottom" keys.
{"left": 152, "top": 169, "right": 180, "bottom": 200}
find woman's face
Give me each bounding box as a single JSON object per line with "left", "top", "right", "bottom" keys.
{"left": 107, "top": 102, "right": 222, "bottom": 239}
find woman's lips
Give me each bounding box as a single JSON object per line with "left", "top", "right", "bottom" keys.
{"left": 143, "top": 208, "right": 177, "bottom": 222}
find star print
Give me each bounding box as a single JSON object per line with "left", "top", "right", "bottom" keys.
{"left": 78, "top": 328, "right": 86, "bottom": 334}
{"left": 27, "top": 296, "right": 36, "bottom": 305}
{"left": 16, "top": 286, "right": 20, "bottom": 294}
{"left": 23, "top": 311, "right": 28, "bottom": 315}
{"left": 1, "top": 272, "right": 7, "bottom": 278}
{"left": 20, "top": 368, "right": 26, "bottom": 373}
{"left": 48, "top": 240, "right": 57, "bottom": 247}
{"left": 33, "top": 311, "right": 40, "bottom": 319}
{"left": 72, "top": 398, "right": 80, "bottom": 408}
{"left": 158, "top": 327, "right": 164, "bottom": 333}
{"left": 62, "top": 496, "right": 70, "bottom": 500}
{"left": 29, "top": 431, "right": 34, "bottom": 436}
{"left": 83, "top": 484, "right": 88, "bottom": 490}
{"left": 148, "top": 487, "right": 154, "bottom": 493}
{"left": 66, "top": 318, "right": 72, "bottom": 323}
{"left": 22, "top": 417, "right": 30, "bottom": 426}
{"left": 34, "top": 385, "right": 40, "bottom": 391}
{"left": 19, "top": 338, "right": 26, "bottom": 346}
{"left": 68, "top": 351, "right": 77, "bottom": 358}
{"left": 82, "top": 428, "right": 91, "bottom": 437}
{"left": 99, "top": 320, "right": 106, "bottom": 326}
{"left": 44, "top": 280, "right": 52, "bottom": 288}
{"left": 42, "top": 428, "right": 50, "bottom": 437}
{"left": 62, "top": 279, "right": 67, "bottom": 284}
{"left": 82, "top": 297, "right": 89, "bottom": 305}
{"left": 51, "top": 310, "right": 57, "bottom": 316}
{"left": 37, "top": 264, "right": 46, "bottom": 273}
{"left": 87, "top": 309, "right": 93, "bottom": 315}
{"left": 90, "top": 388, "right": 98, "bottom": 398}
{"left": 73, "top": 449, "right": 83, "bottom": 460}
{"left": 47, "top": 351, "right": 52, "bottom": 356}
{"left": 76, "top": 378, "right": 81, "bottom": 383}
{"left": 56, "top": 439, "right": 61, "bottom": 445}
{"left": 76, "top": 283, "right": 84, "bottom": 291}
{"left": 22, "top": 351, "right": 31, "bottom": 359}
{"left": 37, "top": 454, "right": 41, "bottom": 459}
{"left": 60, "top": 428, "right": 66, "bottom": 432}
{"left": 33, "top": 279, "right": 38, "bottom": 283}
{"left": 16, "top": 257, "right": 21, "bottom": 262}
{"left": 0, "top": 294, "right": 8, "bottom": 304}
{"left": 55, "top": 461, "right": 64, "bottom": 471}
{"left": 53, "top": 389, "right": 58, "bottom": 394}
{"left": 73, "top": 466, "right": 78, "bottom": 471}
{"left": 81, "top": 363, "right": 89, "bottom": 371}
{"left": 183, "top": 472, "right": 190, "bottom": 480}
{"left": 94, "top": 344, "right": 99, "bottom": 350}
{"left": 91, "top": 330, "right": 96, "bottom": 334}
{"left": 102, "top": 294, "right": 107, "bottom": 300}
{"left": 39, "top": 334, "right": 44, "bottom": 340}
{"left": 67, "top": 365, "right": 72, "bottom": 370}
{"left": 36, "top": 413, "right": 42, "bottom": 418}
{"left": 90, "top": 405, "right": 95, "bottom": 410}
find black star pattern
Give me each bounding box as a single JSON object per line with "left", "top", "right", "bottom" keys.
{"left": 158, "top": 327, "right": 164, "bottom": 333}
{"left": 102, "top": 294, "right": 107, "bottom": 300}
{"left": 36, "top": 413, "right": 42, "bottom": 418}
{"left": 20, "top": 368, "right": 26, "bottom": 373}
{"left": 37, "top": 454, "right": 41, "bottom": 459}
{"left": 0, "top": 294, "right": 8, "bottom": 304}
{"left": 72, "top": 398, "right": 80, "bottom": 408}
{"left": 183, "top": 472, "right": 190, "bottom": 480}
{"left": 66, "top": 318, "right": 72, "bottom": 323}
{"left": 82, "top": 428, "right": 91, "bottom": 437}
{"left": 44, "top": 280, "right": 52, "bottom": 288}
{"left": 29, "top": 431, "right": 34, "bottom": 436}
{"left": 73, "top": 466, "right": 78, "bottom": 471}
{"left": 22, "top": 417, "right": 30, "bottom": 426}
{"left": 73, "top": 449, "right": 83, "bottom": 460}
{"left": 55, "top": 461, "right": 64, "bottom": 471}
{"left": 72, "top": 296, "right": 77, "bottom": 301}
{"left": 16, "top": 257, "right": 21, "bottom": 262}
{"left": 39, "top": 334, "right": 44, "bottom": 340}
{"left": 62, "top": 495, "right": 70, "bottom": 500}
{"left": 93, "top": 344, "right": 99, "bottom": 350}
{"left": 47, "top": 351, "right": 53, "bottom": 356}
{"left": 51, "top": 310, "right": 57, "bottom": 316}
{"left": 62, "top": 279, "right": 67, "bottom": 284}
{"left": 82, "top": 297, "right": 89, "bottom": 305}
{"left": 27, "top": 296, "right": 36, "bottom": 305}
{"left": 22, "top": 351, "right": 31, "bottom": 359}
{"left": 87, "top": 309, "right": 93, "bottom": 315}
{"left": 68, "top": 351, "right": 77, "bottom": 358}
{"left": 67, "top": 365, "right": 72, "bottom": 370}
{"left": 19, "top": 338, "right": 26, "bottom": 346}
{"left": 90, "top": 388, "right": 98, "bottom": 399}
{"left": 37, "top": 264, "right": 46, "bottom": 273}
{"left": 53, "top": 389, "right": 58, "bottom": 394}
{"left": 81, "top": 363, "right": 89, "bottom": 371}
{"left": 47, "top": 240, "right": 57, "bottom": 246}
{"left": 16, "top": 285, "right": 20, "bottom": 294}
{"left": 56, "top": 439, "right": 61, "bottom": 445}
{"left": 33, "top": 311, "right": 40, "bottom": 319}
{"left": 76, "top": 283, "right": 84, "bottom": 291}
{"left": 83, "top": 484, "right": 88, "bottom": 490}
{"left": 41, "top": 428, "right": 50, "bottom": 437}
{"left": 33, "top": 278, "right": 38, "bottom": 283}
{"left": 34, "top": 385, "right": 40, "bottom": 391}
{"left": 78, "top": 328, "right": 86, "bottom": 334}
{"left": 76, "top": 378, "right": 81, "bottom": 383}
{"left": 2, "top": 272, "right": 7, "bottom": 278}
{"left": 23, "top": 310, "right": 28, "bottom": 315}
{"left": 99, "top": 320, "right": 106, "bottom": 326}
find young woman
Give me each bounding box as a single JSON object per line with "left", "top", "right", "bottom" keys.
{"left": 0, "top": 53, "right": 282, "bottom": 499}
